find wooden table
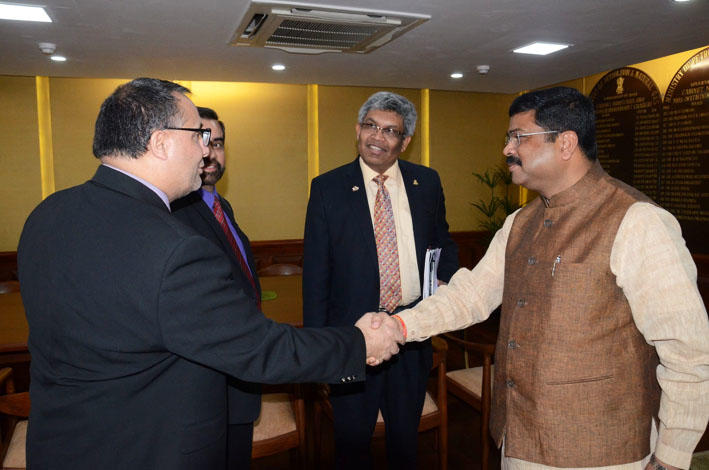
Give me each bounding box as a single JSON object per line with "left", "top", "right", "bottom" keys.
{"left": 0, "top": 292, "right": 27, "bottom": 354}
{"left": 0, "top": 292, "right": 31, "bottom": 390}
{"left": 259, "top": 275, "right": 303, "bottom": 326}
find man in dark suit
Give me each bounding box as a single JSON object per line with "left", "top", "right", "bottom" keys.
{"left": 303, "top": 91, "right": 458, "bottom": 469}
{"left": 171, "top": 106, "right": 262, "bottom": 468}
{"left": 18, "top": 78, "right": 402, "bottom": 469}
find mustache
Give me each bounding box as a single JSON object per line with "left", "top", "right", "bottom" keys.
{"left": 506, "top": 155, "right": 522, "bottom": 166}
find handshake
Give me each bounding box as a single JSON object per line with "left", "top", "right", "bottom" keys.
{"left": 354, "top": 312, "right": 406, "bottom": 366}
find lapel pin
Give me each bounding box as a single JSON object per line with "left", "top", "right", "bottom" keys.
{"left": 413, "top": 179, "right": 419, "bottom": 186}
{"left": 352, "top": 186, "right": 359, "bottom": 192}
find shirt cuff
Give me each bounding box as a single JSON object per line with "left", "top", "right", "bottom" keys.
{"left": 654, "top": 440, "right": 694, "bottom": 470}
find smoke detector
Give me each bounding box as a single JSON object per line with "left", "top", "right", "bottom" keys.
{"left": 231, "top": 1, "right": 429, "bottom": 54}
{"left": 476, "top": 65, "right": 490, "bottom": 75}
{"left": 38, "top": 42, "right": 56, "bottom": 55}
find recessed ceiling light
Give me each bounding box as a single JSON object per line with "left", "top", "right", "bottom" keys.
{"left": 0, "top": 3, "right": 51, "bottom": 22}
{"left": 514, "top": 42, "right": 569, "bottom": 56}
{"left": 50, "top": 55, "right": 66, "bottom": 62}
{"left": 673, "top": 0, "right": 691, "bottom": 2}
{"left": 450, "top": 72, "right": 463, "bottom": 79}
{"left": 271, "top": 64, "right": 286, "bottom": 71}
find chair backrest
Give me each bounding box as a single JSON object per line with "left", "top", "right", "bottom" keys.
{"left": 257, "top": 263, "right": 302, "bottom": 277}
{"left": 315, "top": 337, "right": 449, "bottom": 469}
{"left": 0, "top": 281, "right": 20, "bottom": 295}
{"left": 442, "top": 332, "right": 495, "bottom": 406}
{"left": 442, "top": 332, "right": 495, "bottom": 470}
{"left": 0, "top": 368, "right": 30, "bottom": 469}
{"left": 251, "top": 384, "right": 306, "bottom": 465}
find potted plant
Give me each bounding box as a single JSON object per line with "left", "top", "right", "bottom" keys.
{"left": 471, "top": 164, "right": 519, "bottom": 245}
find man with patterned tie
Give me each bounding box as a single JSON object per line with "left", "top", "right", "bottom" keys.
{"left": 303, "top": 91, "right": 458, "bottom": 469}
{"left": 171, "top": 107, "right": 261, "bottom": 469}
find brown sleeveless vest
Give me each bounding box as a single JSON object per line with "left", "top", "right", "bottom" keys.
{"left": 490, "top": 162, "right": 660, "bottom": 466}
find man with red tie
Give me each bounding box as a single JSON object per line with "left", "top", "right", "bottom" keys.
{"left": 171, "top": 106, "right": 261, "bottom": 468}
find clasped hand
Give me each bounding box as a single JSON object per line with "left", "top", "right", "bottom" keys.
{"left": 354, "top": 312, "right": 406, "bottom": 366}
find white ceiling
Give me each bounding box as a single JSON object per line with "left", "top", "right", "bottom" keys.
{"left": 1, "top": 0, "right": 708, "bottom": 93}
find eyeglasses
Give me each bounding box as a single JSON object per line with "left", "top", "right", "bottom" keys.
{"left": 504, "top": 130, "right": 559, "bottom": 147}
{"left": 360, "top": 122, "right": 405, "bottom": 140}
{"left": 165, "top": 127, "right": 211, "bottom": 146}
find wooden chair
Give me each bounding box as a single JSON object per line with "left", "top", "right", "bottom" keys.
{"left": 0, "top": 368, "right": 29, "bottom": 470}
{"left": 257, "top": 263, "right": 302, "bottom": 277}
{"left": 313, "top": 336, "right": 448, "bottom": 469}
{"left": 0, "top": 281, "right": 20, "bottom": 295}
{"left": 441, "top": 332, "right": 495, "bottom": 470}
{"left": 251, "top": 384, "right": 306, "bottom": 469}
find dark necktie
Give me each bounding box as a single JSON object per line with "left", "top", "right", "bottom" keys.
{"left": 212, "top": 197, "right": 261, "bottom": 309}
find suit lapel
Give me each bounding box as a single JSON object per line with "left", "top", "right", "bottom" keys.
{"left": 219, "top": 198, "right": 261, "bottom": 294}
{"left": 399, "top": 161, "right": 426, "bottom": 271}
{"left": 193, "top": 196, "right": 260, "bottom": 295}
{"left": 344, "top": 160, "right": 378, "bottom": 262}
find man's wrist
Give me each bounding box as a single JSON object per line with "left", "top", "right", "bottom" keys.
{"left": 391, "top": 314, "right": 407, "bottom": 340}
{"left": 649, "top": 455, "right": 667, "bottom": 470}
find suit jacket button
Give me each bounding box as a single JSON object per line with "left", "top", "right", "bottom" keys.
{"left": 517, "top": 298, "right": 526, "bottom": 307}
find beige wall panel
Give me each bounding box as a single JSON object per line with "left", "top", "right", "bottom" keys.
{"left": 430, "top": 90, "right": 515, "bottom": 231}
{"left": 50, "top": 78, "right": 127, "bottom": 191}
{"left": 190, "top": 81, "right": 308, "bottom": 240}
{"left": 318, "top": 86, "right": 422, "bottom": 175}
{"left": 0, "top": 76, "right": 41, "bottom": 250}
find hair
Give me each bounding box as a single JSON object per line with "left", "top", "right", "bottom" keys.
{"left": 197, "top": 106, "right": 225, "bottom": 140}
{"left": 92, "top": 78, "right": 190, "bottom": 159}
{"left": 508, "top": 86, "right": 597, "bottom": 161}
{"left": 357, "top": 91, "right": 417, "bottom": 137}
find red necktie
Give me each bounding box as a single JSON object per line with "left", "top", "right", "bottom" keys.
{"left": 212, "top": 197, "right": 261, "bottom": 309}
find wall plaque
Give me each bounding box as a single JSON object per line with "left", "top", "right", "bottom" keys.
{"left": 590, "top": 67, "right": 662, "bottom": 199}
{"left": 590, "top": 48, "right": 708, "bottom": 254}
{"left": 661, "top": 47, "right": 709, "bottom": 254}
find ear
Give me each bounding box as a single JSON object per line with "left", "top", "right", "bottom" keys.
{"left": 147, "top": 130, "right": 169, "bottom": 161}
{"left": 558, "top": 131, "right": 579, "bottom": 161}
{"left": 399, "top": 135, "right": 412, "bottom": 153}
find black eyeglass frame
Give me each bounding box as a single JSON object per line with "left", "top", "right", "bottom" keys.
{"left": 165, "top": 127, "right": 211, "bottom": 146}
{"left": 359, "top": 122, "right": 405, "bottom": 140}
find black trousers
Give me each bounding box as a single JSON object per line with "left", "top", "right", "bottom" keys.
{"left": 227, "top": 422, "right": 254, "bottom": 469}
{"left": 329, "top": 339, "right": 432, "bottom": 470}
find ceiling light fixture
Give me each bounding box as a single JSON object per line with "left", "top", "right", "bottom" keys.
{"left": 271, "top": 64, "right": 286, "bottom": 71}
{"left": 514, "top": 42, "right": 569, "bottom": 56}
{"left": 673, "top": 0, "right": 691, "bottom": 2}
{"left": 50, "top": 55, "right": 66, "bottom": 62}
{"left": 450, "top": 72, "right": 463, "bottom": 79}
{"left": 0, "top": 3, "right": 51, "bottom": 22}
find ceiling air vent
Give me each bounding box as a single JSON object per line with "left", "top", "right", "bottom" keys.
{"left": 230, "top": 1, "right": 430, "bottom": 54}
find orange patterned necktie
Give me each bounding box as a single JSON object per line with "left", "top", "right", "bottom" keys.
{"left": 373, "top": 175, "right": 402, "bottom": 313}
{"left": 212, "top": 197, "right": 261, "bottom": 310}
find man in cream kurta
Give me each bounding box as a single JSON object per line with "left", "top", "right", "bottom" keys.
{"left": 389, "top": 87, "right": 709, "bottom": 470}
